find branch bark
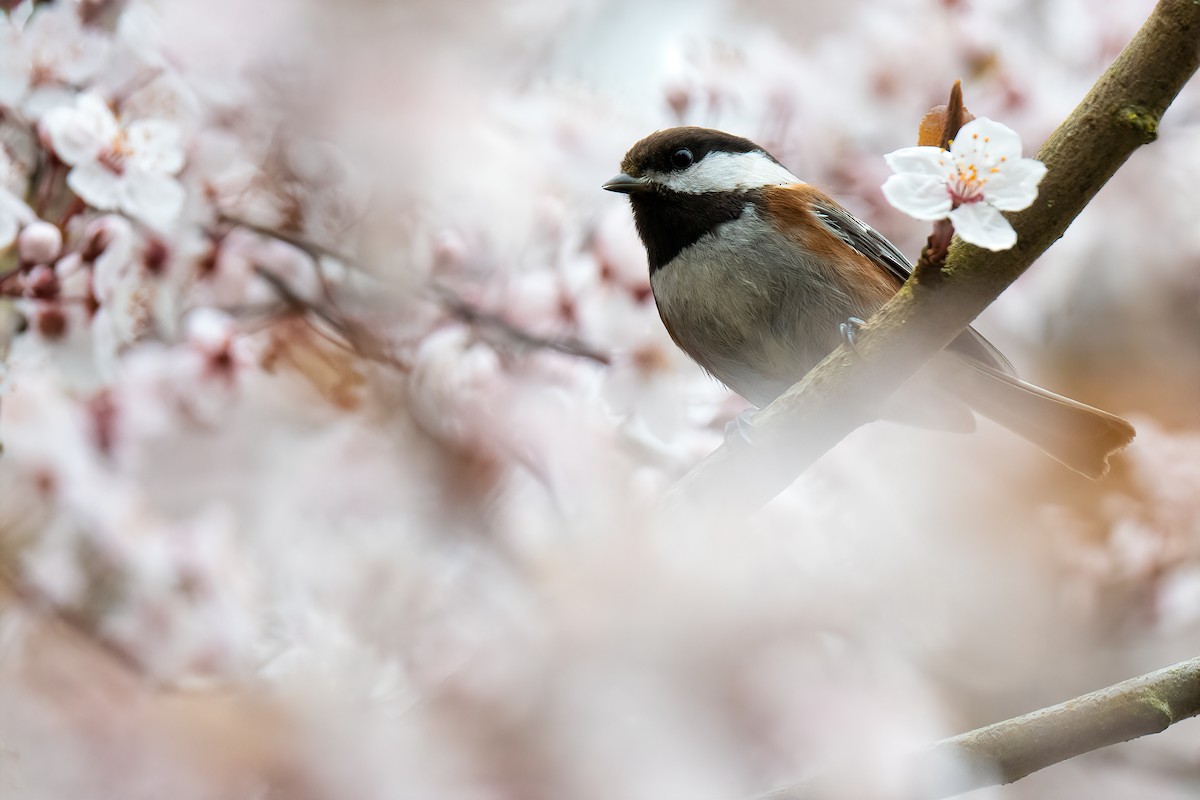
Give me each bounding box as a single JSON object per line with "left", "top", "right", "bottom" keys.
{"left": 669, "top": 0, "right": 1200, "bottom": 516}
{"left": 761, "top": 656, "right": 1200, "bottom": 800}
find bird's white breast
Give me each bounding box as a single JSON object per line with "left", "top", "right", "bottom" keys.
{"left": 649, "top": 205, "right": 858, "bottom": 406}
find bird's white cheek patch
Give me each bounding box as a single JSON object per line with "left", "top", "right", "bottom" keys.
{"left": 654, "top": 151, "right": 802, "bottom": 193}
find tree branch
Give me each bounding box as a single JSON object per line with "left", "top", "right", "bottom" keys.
{"left": 219, "top": 215, "right": 611, "bottom": 367}
{"left": 669, "top": 0, "right": 1200, "bottom": 515}
{"left": 761, "top": 656, "right": 1200, "bottom": 800}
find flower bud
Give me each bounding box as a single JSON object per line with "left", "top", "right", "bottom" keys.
{"left": 18, "top": 222, "right": 64, "bottom": 265}
{"left": 25, "top": 264, "right": 60, "bottom": 299}
{"left": 35, "top": 305, "right": 68, "bottom": 339}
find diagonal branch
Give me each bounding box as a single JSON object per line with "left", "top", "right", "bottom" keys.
{"left": 761, "top": 656, "right": 1200, "bottom": 800}
{"left": 669, "top": 0, "right": 1200, "bottom": 516}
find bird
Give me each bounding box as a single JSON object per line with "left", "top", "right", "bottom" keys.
{"left": 603, "top": 126, "right": 1134, "bottom": 478}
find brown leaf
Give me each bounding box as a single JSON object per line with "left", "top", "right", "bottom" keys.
{"left": 917, "top": 81, "right": 976, "bottom": 147}
{"left": 262, "top": 318, "right": 366, "bottom": 410}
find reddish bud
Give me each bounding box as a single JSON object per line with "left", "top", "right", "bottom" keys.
{"left": 25, "top": 264, "right": 60, "bottom": 299}
{"left": 87, "top": 389, "right": 119, "bottom": 457}
{"left": 665, "top": 86, "right": 691, "bottom": 121}
{"left": 35, "top": 306, "right": 68, "bottom": 339}
{"left": 81, "top": 226, "right": 111, "bottom": 263}
{"left": 143, "top": 237, "right": 170, "bottom": 275}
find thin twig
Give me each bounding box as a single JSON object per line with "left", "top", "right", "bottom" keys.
{"left": 217, "top": 213, "right": 359, "bottom": 267}
{"left": 761, "top": 656, "right": 1200, "bottom": 800}
{"left": 433, "top": 284, "right": 611, "bottom": 365}
{"left": 220, "top": 214, "right": 611, "bottom": 366}
{"left": 0, "top": 565, "right": 148, "bottom": 679}
{"left": 250, "top": 264, "right": 409, "bottom": 370}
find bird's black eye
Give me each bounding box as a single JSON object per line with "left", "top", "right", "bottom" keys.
{"left": 670, "top": 148, "right": 694, "bottom": 170}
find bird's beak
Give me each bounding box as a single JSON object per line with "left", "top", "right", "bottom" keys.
{"left": 602, "top": 173, "right": 653, "bottom": 194}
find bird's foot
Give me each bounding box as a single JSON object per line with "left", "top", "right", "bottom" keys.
{"left": 724, "top": 408, "right": 759, "bottom": 446}
{"left": 838, "top": 316, "right": 866, "bottom": 358}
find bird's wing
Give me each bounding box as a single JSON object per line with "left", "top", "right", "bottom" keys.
{"left": 810, "top": 200, "right": 915, "bottom": 285}
{"left": 810, "top": 197, "right": 1016, "bottom": 376}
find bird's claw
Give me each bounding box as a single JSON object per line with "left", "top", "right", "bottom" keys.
{"left": 724, "top": 408, "right": 759, "bottom": 446}
{"left": 839, "top": 316, "right": 866, "bottom": 358}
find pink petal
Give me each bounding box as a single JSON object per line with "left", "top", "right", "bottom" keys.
{"left": 74, "top": 92, "right": 121, "bottom": 142}
{"left": 0, "top": 189, "right": 35, "bottom": 227}
{"left": 0, "top": 47, "right": 31, "bottom": 108}
{"left": 43, "top": 105, "right": 103, "bottom": 166}
{"left": 120, "top": 167, "right": 185, "bottom": 227}
{"left": 126, "top": 119, "right": 185, "bottom": 175}
{"left": 67, "top": 160, "right": 122, "bottom": 210}
{"left": 22, "top": 85, "right": 79, "bottom": 120}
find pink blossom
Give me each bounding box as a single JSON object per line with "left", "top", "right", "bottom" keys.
{"left": 42, "top": 92, "right": 186, "bottom": 227}
{"left": 0, "top": 3, "right": 109, "bottom": 119}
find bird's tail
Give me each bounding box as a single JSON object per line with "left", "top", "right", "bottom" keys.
{"left": 946, "top": 361, "right": 1135, "bottom": 479}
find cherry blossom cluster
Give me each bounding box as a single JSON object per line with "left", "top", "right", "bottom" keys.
{"left": 0, "top": 0, "right": 381, "bottom": 675}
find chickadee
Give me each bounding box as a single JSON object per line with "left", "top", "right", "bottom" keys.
{"left": 604, "top": 126, "right": 1134, "bottom": 478}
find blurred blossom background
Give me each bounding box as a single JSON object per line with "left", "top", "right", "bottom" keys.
{"left": 0, "top": 0, "right": 1198, "bottom": 797}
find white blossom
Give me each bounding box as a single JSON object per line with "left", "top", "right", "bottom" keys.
{"left": 0, "top": 3, "right": 109, "bottom": 119}
{"left": 42, "top": 92, "right": 186, "bottom": 227}
{"left": 881, "top": 117, "right": 1047, "bottom": 251}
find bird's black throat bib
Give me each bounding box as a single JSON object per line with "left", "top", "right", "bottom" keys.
{"left": 630, "top": 189, "right": 763, "bottom": 273}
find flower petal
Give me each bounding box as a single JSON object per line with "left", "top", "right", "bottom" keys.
{"left": 126, "top": 119, "right": 185, "bottom": 175}
{"left": 0, "top": 206, "right": 17, "bottom": 249}
{"left": 43, "top": 93, "right": 119, "bottom": 166}
{"left": 0, "top": 47, "right": 31, "bottom": 109}
{"left": 881, "top": 173, "right": 952, "bottom": 220}
{"left": 22, "top": 84, "right": 79, "bottom": 120}
{"left": 74, "top": 92, "right": 120, "bottom": 142}
{"left": 884, "top": 146, "right": 953, "bottom": 178}
{"left": 28, "top": 6, "right": 109, "bottom": 86}
{"left": 951, "top": 117, "right": 1023, "bottom": 162}
{"left": 0, "top": 188, "right": 35, "bottom": 226}
{"left": 67, "top": 160, "right": 122, "bottom": 210}
{"left": 43, "top": 107, "right": 98, "bottom": 166}
{"left": 949, "top": 203, "right": 1016, "bottom": 251}
{"left": 120, "top": 167, "right": 185, "bottom": 227}
{"left": 983, "top": 158, "right": 1047, "bottom": 211}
